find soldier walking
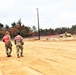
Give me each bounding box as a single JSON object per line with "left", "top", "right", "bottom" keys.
{"left": 2, "top": 31, "right": 12, "bottom": 57}
{"left": 14, "top": 32, "right": 24, "bottom": 58}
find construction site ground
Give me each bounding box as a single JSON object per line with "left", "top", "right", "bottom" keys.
{"left": 0, "top": 38, "right": 76, "bottom": 75}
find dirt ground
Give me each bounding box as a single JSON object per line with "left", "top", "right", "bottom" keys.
{"left": 0, "top": 40, "right": 76, "bottom": 75}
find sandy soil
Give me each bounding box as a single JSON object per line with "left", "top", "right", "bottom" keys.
{"left": 0, "top": 40, "right": 76, "bottom": 75}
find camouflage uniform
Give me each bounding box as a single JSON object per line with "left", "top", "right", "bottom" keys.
{"left": 2, "top": 31, "right": 12, "bottom": 57}
{"left": 14, "top": 33, "right": 24, "bottom": 58}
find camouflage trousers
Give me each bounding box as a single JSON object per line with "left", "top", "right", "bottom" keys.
{"left": 16, "top": 45, "right": 23, "bottom": 57}
{"left": 5, "top": 42, "right": 12, "bottom": 56}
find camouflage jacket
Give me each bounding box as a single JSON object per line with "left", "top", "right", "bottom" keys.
{"left": 14, "top": 35, "right": 24, "bottom": 46}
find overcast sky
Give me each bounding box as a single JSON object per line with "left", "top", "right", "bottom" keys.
{"left": 0, "top": 0, "right": 76, "bottom": 29}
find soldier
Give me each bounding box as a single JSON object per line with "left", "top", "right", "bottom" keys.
{"left": 14, "top": 32, "right": 24, "bottom": 58}
{"left": 2, "top": 31, "right": 12, "bottom": 57}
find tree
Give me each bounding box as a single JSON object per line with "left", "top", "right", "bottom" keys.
{"left": 32, "top": 26, "right": 37, "bottom": 32}
{"left": 5, "top": 24, "right": 9, "bottom": 30}
{"left": 71, "top": 25, "right": 76, "bottom": 34}
{"left": 11, "top": 22, "right": 16, "bottom": 27}
{"left": 0, "top": 23, "right": 4, "bottom": 29}
{"left": 17, "top": 18, "right": 22, "bottom": 26}
{"left": 32, "top": 26, "right": 37, "bottom": 36}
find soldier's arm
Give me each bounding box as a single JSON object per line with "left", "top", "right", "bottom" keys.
{"left": 21, "top": 37, "right": 24, "bottom": 45}
{"left": 14, "top": 38, "right": 16, "bottom": 45}
{"left": 2, "top": 39, "right": 4, "bottom": 42}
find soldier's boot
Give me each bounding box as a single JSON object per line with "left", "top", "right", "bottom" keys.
{"left": 17, "top": 54, "right": 20, "bottom": 58}
{"left": 21, "top": 53, "right": 23, "bottom": 57}
{"left": 8, "top": 54, "right": 12, "bottom": 57}
{"left": 7, "top": 52, "right": 12, "bottom": 57}
{"left": 6, "top": 53, "right": 9, "bottom": 57}
{"left": 8, "top": 50, "right": 12, "bottom": 57}
{"left": 21, "top": 54, "right": 23, "bottom": 57}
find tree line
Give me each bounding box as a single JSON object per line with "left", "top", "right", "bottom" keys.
{"left": 0, "top": 20, "right": 76, "bottom": 39}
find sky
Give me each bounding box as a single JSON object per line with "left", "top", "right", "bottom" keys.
{"left": 0, "top": 0, "right": 76, "bottom": 29}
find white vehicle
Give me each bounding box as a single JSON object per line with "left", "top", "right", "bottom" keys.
{"left": 59, "top": 32, "right": 71, "bottom": 37}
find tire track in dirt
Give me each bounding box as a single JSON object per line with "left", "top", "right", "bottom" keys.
{"left": 45, "top": 58, "right": 60, "bottom": 63}
{"left": 4, "top": 59, "right": 45, "bottom": 75}
{"left": 22, "top": 66, "right": 44, "bottom": 75}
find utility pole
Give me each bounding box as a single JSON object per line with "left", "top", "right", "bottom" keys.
{"left": 36, "top": 8, "right": 40, "bottom": 40}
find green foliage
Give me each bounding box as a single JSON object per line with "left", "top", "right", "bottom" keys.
{"left": 32, "top": 26, "right": 37, "bottom": 32}
{"left": 11, "top": 22, "right": 16, "bottom": 27}
{"left": 40, "top": 28, "right": 54, "bottom": 36}
{"left": 71, "top": 25, "right": 76, "bottom": 30}
{"left": 5, "top": 24, "right": 10, "bottom": 30}
{"left": 0, "top": 23, "right": 4, "bottom": 29}
{"left": 1, "top": 20, "right": 76, "bottom": 39}
{"left": 55, "top": 27, "right": 69, "bottom": 34}
{"left": 17, "top": 19, "right": 21, "bottom": 26}
{"left": 70, "top": 25, "right": 76, "bottom": 34}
